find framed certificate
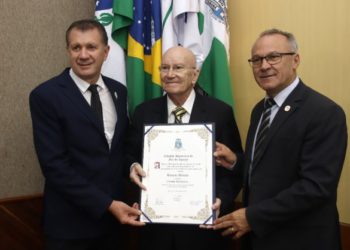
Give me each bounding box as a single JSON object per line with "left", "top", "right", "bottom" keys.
{"left": 140, "top": 123, "right": 215, "bottom": 225}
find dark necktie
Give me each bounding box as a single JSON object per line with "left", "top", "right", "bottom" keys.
{"left": 252, "top": 98, "right": 276, "bottom": 165}
{"left": 172, "top": 106, "right": 187, "bottom": 124}
{"left": 248, "top": 98, "right": 275, "bottom": 185}
{"left": 88, "top": 84, "right": 104, "bottom": 128}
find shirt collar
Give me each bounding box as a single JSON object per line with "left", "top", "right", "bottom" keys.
{"left": 69, "top": 68, "right": 105, "bottom": 93}
{"left": 268, "top": 76, "right": 300, "bottom": 107}
{"left": 167, "top": 89, "right": 196, "bottom": 118}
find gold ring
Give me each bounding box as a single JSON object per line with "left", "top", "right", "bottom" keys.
{"left": 230, "top": 226, "right": 235, "bottom": 232}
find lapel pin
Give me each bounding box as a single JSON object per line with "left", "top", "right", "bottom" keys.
{"left": 114, "top": 91, "right": 118, "bottom": 99}
{"left": 284, "top": 105, "right": 291, "bottom": 112}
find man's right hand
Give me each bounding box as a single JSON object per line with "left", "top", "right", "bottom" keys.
{"left": 214, "top": 142, "right": 237, "bottom": 169}
{"left": 130, "top": 163, "right": 147, "bottom": 190}
{"left": 108, "top": 200, "right": 145, "bottom": 226}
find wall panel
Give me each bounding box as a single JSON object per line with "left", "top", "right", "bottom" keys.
{"left": 228, "top": 0, "right": 350, "bottom": 223}
{"left": 0, "top": 0, "right": 95, "bottom": 197}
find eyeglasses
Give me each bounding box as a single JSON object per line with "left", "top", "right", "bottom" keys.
{"left": 248, "top": 52, "right": 296, "bottom": 67}
{"left": 159, "top": 64, "right": 195, "bottom": 73}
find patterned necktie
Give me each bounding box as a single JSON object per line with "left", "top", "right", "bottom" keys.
{"left": 248, "top": 98, "right": 275, "bottom": 186}
{"left": 172, "top": 106, "right": 187, "bottom": 124}
{"left": 88, "top": 84, "right": 104, "bottom": 128}
{"left": 252, "top": 98, "right": 276, "bottom": 166}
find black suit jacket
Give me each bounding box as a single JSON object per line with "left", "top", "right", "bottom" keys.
{"left": 29, "top": 68, "right": 129, "bottom": 239}
{"left": 126, "top": 92, "right": 243, "bottom": 250}
{"left": 243, "top": 81, "right": 347, "bottom": 250}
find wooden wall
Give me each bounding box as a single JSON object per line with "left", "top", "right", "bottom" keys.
{"left": 0, "top": 195, "right": 43, "bottom": 250}
{"left": 0, "top": 196, "right": 349, "bottom": 250}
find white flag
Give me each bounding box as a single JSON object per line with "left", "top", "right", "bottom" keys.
{"left": 161, "top": 0, "right": 233, "bottom": 106}
{"left": 95, "top": 0, "right": 126, "bottom": 85}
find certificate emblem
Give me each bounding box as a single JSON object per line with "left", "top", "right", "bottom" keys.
{"left": 175, "top": 138, "right": 183, "bottom": 149}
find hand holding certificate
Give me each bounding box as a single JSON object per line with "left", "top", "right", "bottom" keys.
{"left": 140, "top": 123, "right": 215, "bottom": 225}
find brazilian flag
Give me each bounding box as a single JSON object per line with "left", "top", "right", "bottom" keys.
{"left": 126, "top": 0, "right": 163, "bottom": 114}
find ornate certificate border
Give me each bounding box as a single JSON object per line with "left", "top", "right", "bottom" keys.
{"left": 140, "top": 123, "right": 215, "bottom": 225}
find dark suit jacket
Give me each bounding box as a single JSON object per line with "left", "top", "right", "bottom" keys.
{"left": 243, "top": 81, "right": 347, "bottom": 250}
{"left": 29, "top": 68, "right": 129, "bottom": 239}
{"left": 126, "top": 92, "right": 243, "bottom": 250}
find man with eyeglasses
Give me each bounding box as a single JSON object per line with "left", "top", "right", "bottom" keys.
{"left": 211, "top": 29, "right": 347, "bottom": 250}
{"left": 125, "top": 46, "right": 244, "bottom": 250}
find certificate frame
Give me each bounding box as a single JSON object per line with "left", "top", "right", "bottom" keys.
{"left": 140, "top": 123, "right": 215, "bottom": 225}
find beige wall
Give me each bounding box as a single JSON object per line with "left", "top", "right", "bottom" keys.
{"left": 228, "top": 0, "right": 350, "bottom": 223}
{"left": 0, "top": 1, "right": 95, "bottom": 197}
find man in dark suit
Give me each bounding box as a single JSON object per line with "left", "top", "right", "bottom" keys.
{"left": 213, "top": 29, "right": 347, "bottom": 250}
{"left": 126, "top": 46, "right": 243, "bottom": 250}
{"left": 29, "top": 19, "right": 144, "bottom": 250}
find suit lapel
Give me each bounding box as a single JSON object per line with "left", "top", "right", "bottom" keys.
{"left": 189, "top": 94, "right": 207, "bottom": 122}
{"left": 268, "top": 86, "right": 304, "bottom": 136}
{"left": 103, "top": 78, "right": 120, "bottom": 122}
{"left": 159, "top": 96, "right": 169, "bottom": 123}
{"left": 59, "top": 69, "right": 105, "bottom": 134}
{"left": 244, "top": 100, "right": 264, "bottom": 183}
{"left": 251, "top": 82, "right": 307, "bottom": 169}
{"left": 104, "top": 78, "right": 122, "bottom": 150}
{"left": 151, "top": 95, "right": 170, "bottom": 123}
{"left": 245, "top": 100, "right": 264, "bottom": 164}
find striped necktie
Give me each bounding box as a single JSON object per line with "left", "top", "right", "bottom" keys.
{"left": 252, "top": 98, "right": 276, "bottom": 165}
{"left": 172, "top": 106, "right": 187, "bottom": 124}
{"left": 248, "top": 98, "right": 275, "bottom": 185}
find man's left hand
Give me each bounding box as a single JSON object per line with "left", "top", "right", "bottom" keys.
{"left": 213, "top": 208, "right": 251, "bottom": 239}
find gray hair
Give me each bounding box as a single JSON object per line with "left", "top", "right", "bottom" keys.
{"left": 255, "top": 28, "right": 298, "bottom": 52}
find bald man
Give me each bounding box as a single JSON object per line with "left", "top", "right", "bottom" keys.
{"left": 125, "top": 46, "right": 243, "bottom": 250}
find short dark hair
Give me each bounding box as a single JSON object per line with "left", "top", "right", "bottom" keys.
{"left": 66, "top": 19, "right": 108, "bottom": 47}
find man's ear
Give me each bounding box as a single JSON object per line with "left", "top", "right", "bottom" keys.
{"left": 192, "top": 69, "right": 200, "bottom": 84}
{"left": 104, "top": 45, "right": 110, "bottom": 61}
{"left": 293, "top": 53, "right": 300, "bottom": 69}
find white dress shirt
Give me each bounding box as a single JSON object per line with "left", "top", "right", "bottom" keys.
{"left": 166, "top": 89, "right": 196, "bottom": 123}
{"left": 69, "top": 69, "right": 117, "bottom": 148}
{"left": 251, "top": 76, "right": 300, "bottom": 163}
